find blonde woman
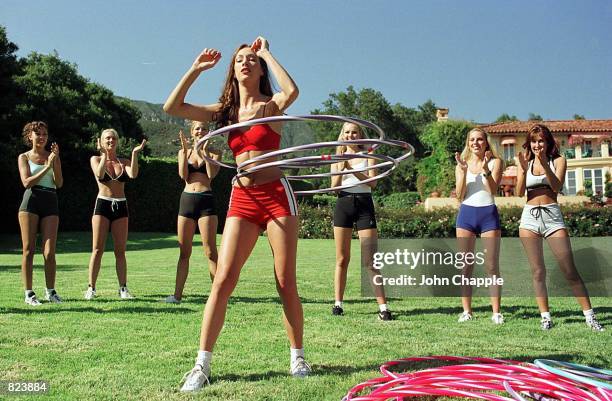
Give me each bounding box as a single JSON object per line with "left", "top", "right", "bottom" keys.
{"left": 454, "top": 128, "right": 503, "bottom": 324}
{"left": 330, "top": 122, "right": 392, "bottom": 320}
{"left": 85, "top": 129, "right": 146, "bottom": 300}
{"left": 165, "top": 122, "right": 220, "bottom": 303}
{"left": 17, "top": 121, "right": 63, "bottom": 305}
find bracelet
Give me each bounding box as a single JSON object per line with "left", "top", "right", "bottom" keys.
{"left": 483, "top": 170, "right": 492, "bottom": 177}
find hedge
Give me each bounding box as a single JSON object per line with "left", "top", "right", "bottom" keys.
{"left": 3, "top": 153, "right": 610, "bottom": 237}
{"left": 297, "top": 204, "right": 612, "bottom": 239}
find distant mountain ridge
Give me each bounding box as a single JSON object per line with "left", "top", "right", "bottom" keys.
{"left": 118, "top": 97, "right": 187, "bottom": 157}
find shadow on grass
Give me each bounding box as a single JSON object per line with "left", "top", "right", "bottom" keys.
{"left": 0, "top": 264, "right": 86, "bottom": 272}
{"left": 0, "top": 302, "right": 198, "bottom": 315}
{"left": 214, "top": 361, "right": 383, "bottom": 383}
{"left": 0, "top": 232, "right": 178, "bottom": 254}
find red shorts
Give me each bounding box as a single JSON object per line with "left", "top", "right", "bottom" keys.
{"left": 227, "top": 177, "right": 298, "bottom": 229}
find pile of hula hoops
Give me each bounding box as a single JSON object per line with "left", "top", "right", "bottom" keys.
{"left": 342, "top": 356, "right": 611, "bottom": 401}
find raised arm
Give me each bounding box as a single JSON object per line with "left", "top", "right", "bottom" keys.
{"left": 18, "top": 153, "right": 55, "bottom": 188}
{"left": 50, "top": 142, "right": 63, "bottom": 188}
{"left": 163, "top": 48, "right": 222, "bottom": 122}
{"left": 515, "top": 152, "right": 528, "bottom": 197}
{"left": 252, "top": 37, "right": 299, "bottom": 112}
{"left": 454, "top": 153, "right": 468, "bottom": 201}
{"left": 125, "top": 139, "right": 147, "bottom": 179}
{"left": 178, "top": 130, "right": 189, "bottom": 181}
{"left": 201, "top": 140, "right": 221, "bottom": 180}
{"left": 481, "top": 153, "right": 503, "bottom": 195}
{"left": 539, "top": 152, "right": 565, "bottom": 193}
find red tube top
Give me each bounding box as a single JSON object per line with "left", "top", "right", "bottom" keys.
{"left": 228, "top": 124, "right": 281, "bottom": 156}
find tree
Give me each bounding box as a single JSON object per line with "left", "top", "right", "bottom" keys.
{"left": 528, "top": 113, "right": 543, "bottom": 121}
{"left": 494, "top": 113, "right": 518, "bottom": 123}
{"left": 12, "top": 51, "right": 143, "bottom": 153}
{"left": 573, "top": 114, "right": 585, "bottom": 120}
{"left": 308, "top": 86, "right": 436, "bottom": 194}
{"left": 0, "top": 25, "right": 24, "bottom": 149}
{"left": 416, "top": 120, "right": 475, "bottom": 199}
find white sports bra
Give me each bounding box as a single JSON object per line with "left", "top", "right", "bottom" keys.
{"left": 526, "top": 159, "right": 557, "bottom": 191}
{"left": 341, "top": 158, "right": 372, "bottom": 194}
{"left": 462, "top": 159, "right": 496, "bottom": 207}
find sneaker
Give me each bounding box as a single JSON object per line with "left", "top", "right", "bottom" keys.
{"left": 119, "top": 287, "right": 134, "bottom": 300}
{"left": 378, "top": 310, "right": 394, "bottom": 321}
{"left": 84, "top": 287, "right": 96, "bottom": 300}
{"left": 180, "top": 364, "right": 210, "bottom": 392}
{"left": 458, "top": 311, "right": 473, "bottom": 322}
{"left": 164, "top": 295, "right": 181, "bottom": 304}
{"left": 45, "top": 289, "right": 63, "bottom": 303}
{"left": 541, "top": 318, "right": 553, "bottom": 330}
{"left": 491, "top": 313, "right": 504, "bottom": 325}
{"left": 586, "top": 315, "right": 605, "bottom": 332}
{"left": 25, "top": 292, "right": 42, "bottom": 306}
{"left": 331, "top": 305, "right": 344, "bottom": 316}
{"left": 290, "top": 356, "right": 312, "bottom": 378}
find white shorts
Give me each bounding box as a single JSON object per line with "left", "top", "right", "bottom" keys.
{"left": 519, "top": 203, "right": 566, "bottom": 237}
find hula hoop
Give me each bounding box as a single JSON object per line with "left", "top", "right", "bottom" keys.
{"left": 342, "top": 356, "right": 611, "bottom": 401}
{"left": 534, "top": 359, "right": 612, "bottom": 390}
{"left": 194, "top": 115, "right": 415, "bottom": 195}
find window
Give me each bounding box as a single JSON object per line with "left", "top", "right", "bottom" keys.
{"left": 582, "top": 141, "right": 592, "bottom": 158}
{"left": 583, "top": 169, "right": 604, "bottom": 194}
{"left": 503, "top": 144, "right": 515, "bottom": 162}
{"left": 564, "top": 170, "right": 576, "bottom": 195}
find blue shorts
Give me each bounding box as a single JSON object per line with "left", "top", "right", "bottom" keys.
{"left": 456, "top": 204, "right": 500, "bottom": 234}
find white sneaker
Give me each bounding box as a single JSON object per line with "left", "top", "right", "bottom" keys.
{"left": 25, "top": 292, "right": 42, "bottom": 306}
{"left": 586, "top": 315, "right": 605, "bottom": 332}
{"left": 45, "top": 289, "right": 63, "bottom": 303}
{"left": 491, "top": 313, "right": 504, "bottom": 324}
{"left": 164, "top": 295, "right": 181, "bottom": 304}
{"left": 541, "top": 318, "right": 553, "bottom": 330}
{"left": 84, "top": 287, "right": 96, "bottom": 300}
{"left": 290, "top": 357, "right": 312, "bottom": 378}
{"left": 180, "top": 364, "right": 210, "bottom": 392}
{"left": 458, "top": 311, "right": 473, "bottom": 322}
{"left": 119, "top": 287, "right": 134, "bottom": 300}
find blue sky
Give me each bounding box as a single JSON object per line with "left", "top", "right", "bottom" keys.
{"left": 2, "top": 0, "right": 611, "bottom": 122}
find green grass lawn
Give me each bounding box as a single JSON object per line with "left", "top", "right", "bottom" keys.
{"left": 0, "top": 232, "right": 610, "bottom": 401}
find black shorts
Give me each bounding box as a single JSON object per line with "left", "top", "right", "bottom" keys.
{"left": 19, "top": 186, "right": 59, "bottom": 218}
{"left": 93, "top": 197, "right": 129, "bottom": 222}
{"left": 178, "top": 191, "right": 217, "bottom": 221}
{"left": 333, "top": 192, "right": 377, "bottom": 230}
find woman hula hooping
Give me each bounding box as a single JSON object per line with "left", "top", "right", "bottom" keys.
{"left": 17, "top": 121, "right": 63, "bottom": 305}
{"left": 85, "top": 128, "right": 146, "bottom": 300}
{"left": 163, "top": 36, "right": 311, "bottom": 392}
{"left": 330, "top": 122, "right": 393, "bottom": 321}
{"left": 516, "top": 124, "right": 604, "bottom": 331}
{"left": 164, "top": 122, "right": 221, "bottom": 303}
{"left": 454, "top": 128, "right": 504, "bottom": 324}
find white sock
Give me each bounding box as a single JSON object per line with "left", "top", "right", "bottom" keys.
{"left": 46, "top": 288, "right": 55, "bottom": 294}
{"left": 334, "top": 301, "right": 343, "bottom": 308}
{"left": 290, "top": 348, "right": 304, "bottom": 363}
{"left": 196, "top": 350, "right": 212, "bottom": 370}
{"left": 379, "top": 303, "right": 389, "bottom": 312}
{"left": 541, "top": 312, "right": 551, "bottom": 320}
{"left": 582, "top": 309, "right": 594, "bottom": 318}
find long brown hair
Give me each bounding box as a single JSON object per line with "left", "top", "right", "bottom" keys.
{"left": 215, "top": 44, "right": 273, "bottom": 128}
{"left": 522, "top": 123, "right": 560, "bottom": 161}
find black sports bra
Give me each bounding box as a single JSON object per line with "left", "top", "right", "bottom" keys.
{"left": 98, "top": 161, "right": 128, "bottom": 183}
{"left": 186, "top": 150, "right": 208, "bottom": 175}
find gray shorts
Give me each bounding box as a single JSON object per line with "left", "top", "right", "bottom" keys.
{"left": 519, "top": 203, "right": 566, "bottom": 237}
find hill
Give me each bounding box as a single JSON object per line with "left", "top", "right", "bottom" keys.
{"left": 118, "top": 97, "right": 188, "bottom": 157}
